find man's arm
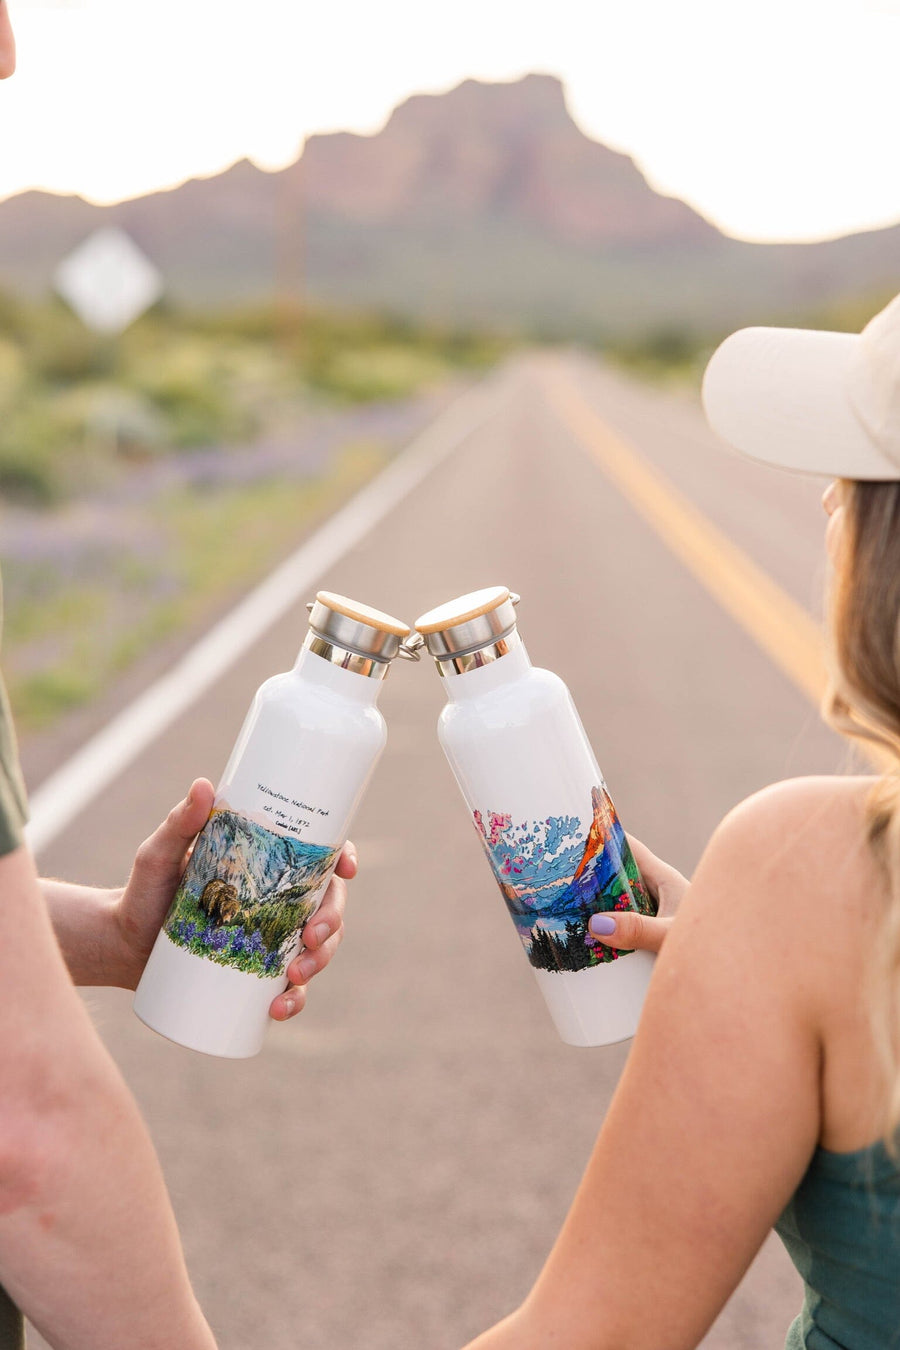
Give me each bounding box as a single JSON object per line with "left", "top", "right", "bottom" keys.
{"left": 35, "top": 876, "right": 119, "bottom": 986}
{"left": 0, "top": 844, "right": 218, "bottom": 1350}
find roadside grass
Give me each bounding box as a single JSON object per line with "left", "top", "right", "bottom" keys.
{"left": 307, "top": 344, "right": 448, "bottom": 403}
{"left": 600, "top": 285, "right": 899, "bottom": 392}
{"left": 160, "top": 439, "right": 385, "bottom": 603}
{"left": 601, "top": 327, "right": 717, "bottom": 390}
{"left": 4, "top": 440, "right": 387, "bottom": 731}
{"left": 0, "top": 294, "right": 503, "bottom": 734}
{"left": 13, "top": 662, "right": 103, "bottom": 730}
{"left": 0, "top": 295, "right": 508, "bottom": 505}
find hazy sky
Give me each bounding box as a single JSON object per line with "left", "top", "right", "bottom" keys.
{"left": 3, "top": 0, "right": 900, "bottom": 242}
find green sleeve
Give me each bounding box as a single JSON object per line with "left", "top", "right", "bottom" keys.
{"left": 0, "top": 1285, "right": 24, "bottom": 1350}
{"left": 0, "top": 1076, "right": 26, "bottom": 1342}
{"left": 0, "top": 571, "right": 27, "bottom": 857}
{"left": 0, "top": 673, "right": 26, "bottom": 857}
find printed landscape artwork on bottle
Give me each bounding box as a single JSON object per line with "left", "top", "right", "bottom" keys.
{"left": 474, "top": 784, "right": 655, "bottom": 972}
{"left": 164, "top": 805, "right": 339, "bottom": 978}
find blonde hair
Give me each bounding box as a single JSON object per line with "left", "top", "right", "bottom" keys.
{"left": 824, "top": 478, "right": 900, "bottom": 1142}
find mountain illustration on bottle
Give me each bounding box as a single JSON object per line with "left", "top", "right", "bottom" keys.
{"left": 564, "top": 786, "right": 633, "bottom": 905}
{"left": 474, "top": 785, "right": 655, "bottom": 972}
{"left": 162, "top": 804, "right": 339, "bottom": 979}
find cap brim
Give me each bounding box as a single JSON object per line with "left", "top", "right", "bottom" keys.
{"left": 701, "top": 327, "right": 898, "bottom": 480}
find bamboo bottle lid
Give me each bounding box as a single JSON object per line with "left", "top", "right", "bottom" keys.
{"left": 315, "top": 591, "right": 410, "bottom": 638}
{"left": 308, "top": 592, "right": 410, "bottom": 665}
{"left": 415, "top": 586, "right": 510, "bottom": 635}
{"left": 414, "top": 587, "right": 519, "bottom": 661}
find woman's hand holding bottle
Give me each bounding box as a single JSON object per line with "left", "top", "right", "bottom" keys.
{"left": 588, "top": 835, "right": 688, "bottom": 954}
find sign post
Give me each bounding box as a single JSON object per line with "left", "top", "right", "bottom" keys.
{"left": 54, "top": 226, "right": 164, "bottom": 454}
{"left": 54, "top": 227, "right": 162, "bottom": 336}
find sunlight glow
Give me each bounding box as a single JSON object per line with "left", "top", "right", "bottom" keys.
{"left": 2, "top": 0, "right": 898, "bottom": 242}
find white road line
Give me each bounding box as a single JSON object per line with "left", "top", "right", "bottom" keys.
{"left": 25, "top": 379, "right": 501, "bottom": 855}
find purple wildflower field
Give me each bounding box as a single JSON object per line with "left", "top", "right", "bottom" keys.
{"left": 0, "top": 387, "right": 452, "bottom": 730}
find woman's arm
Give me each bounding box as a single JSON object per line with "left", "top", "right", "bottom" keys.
{"left": 464, "top": 780, "right": 833, "bottom": 1350}
{"left": 0, "top": 844, "right": 217, "bottom": 1350}
{"left": 39, "top": 778, "right": 354, "bottom": 1021}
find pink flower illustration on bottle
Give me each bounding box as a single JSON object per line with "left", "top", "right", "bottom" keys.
{"left": 500, "top": 854, "right": 526, "bottom": 876}
{"left": 487, "top": 812, "right": 511, "bottom": 845}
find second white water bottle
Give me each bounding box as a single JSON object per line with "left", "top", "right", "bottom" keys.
{"left": 133, "top": 592, "right": 410, "bottom": 1058}
{"left": 413, "top": 586, "right": 656, "bottom": 1047}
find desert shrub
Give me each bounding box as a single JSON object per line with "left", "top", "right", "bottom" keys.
{"left": 12, "top": 666, "right": 99, "bottom": 727}
{"left": 26, "top": 306, "right": 114, "bottom": 383}
{"left": 307, "top": 344, "right": 447, "bottom": 402}
{"left": 0, "top": 407, "right": 71, "bottom": 504}
{"left": 0, "top": 289, "right": 28, "bottom": 341}
{"left": 602, "top": 325, "right": 716, "bottom": 386}
{"left": 137, "top": 373, "right": 236, "bottom": 446}
{"left": 127, "top": 339, "right": 256, "bottom": 447}
{"left": 0, "top": 337, "right": 25, "bottom": 407}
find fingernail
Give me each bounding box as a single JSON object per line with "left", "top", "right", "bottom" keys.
{"left": 314, "top": 922, "right": 330, "bottom": 945}
{"left": 282, "top": 996, "right": 295, "bottom": 1017}
{"left": 296, "top": 955, "right": 316, "bottom": 982}
{"left": 347, "top": 844, "right": 358, "bottom": 866}
{"left": 185, "top": 789, "right": 194, "bottom": 809}
{"left": 589, "top": 914, "right": 617, "bottom": 936}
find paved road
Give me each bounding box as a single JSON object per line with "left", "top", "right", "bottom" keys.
{"left": 27, "top": 353, "right": 848, "bottom": 1350}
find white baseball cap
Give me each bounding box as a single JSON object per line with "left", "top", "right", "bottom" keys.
{"left": 701, "top": 291, "right": 900, "bottom": 479}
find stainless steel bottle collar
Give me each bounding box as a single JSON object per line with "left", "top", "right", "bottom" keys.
{"left": 405, "top": 593, "right": 521, "bottom": 677}
{"left": 304, "top": 599, "right": 416, "bottom": 680}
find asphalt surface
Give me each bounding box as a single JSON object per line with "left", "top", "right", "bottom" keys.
{"left": 27, "top": 353, "right": 848, "bottom": 1350}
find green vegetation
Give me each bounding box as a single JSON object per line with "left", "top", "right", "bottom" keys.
{"left": 602, "top": 326, "right": 718, "bottom": 388}
{"left": 600, "top": 284, "right": 899, "bottom": 391}
{"left": 793, "top": 285, "right": 900, "bottom": 336}
{"left": 4, "top": 441, "right": 386, "bottom": 731}
{"left": 0, "top": 294, "right": 508, "bottom": 505}
{"left": 0, "top": 294, "right": 507, "bottom": 732}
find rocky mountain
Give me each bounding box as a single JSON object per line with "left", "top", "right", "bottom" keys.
{"left": 181, "top": 806, "right": 336, "bottom": 911}
{"left": 298, "top": 74, "right": 718, "bottom": 248}
{"left": 562, "top": 834, "right": 625, "bottom": 913}
{"left": 1, "top": 73, "right": 898, "bottom": 334}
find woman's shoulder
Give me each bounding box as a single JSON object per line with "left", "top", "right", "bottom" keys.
{"left": 727, "top": 772, "right": 875, "bottom": 826}
{"left": 699, "top": 773, "right": 883, "bottom": 939}
{"left": 667, "top": 777, "right": 884, "bottom": 1085}
{"left": 716, "top": 774, "right": 875, "bottom": 861}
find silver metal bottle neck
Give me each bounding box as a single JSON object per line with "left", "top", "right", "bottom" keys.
{"left": 301, "top": 632, "right": 392, "bottom": 680}
{"left": 430, "top": 628, "right": 522, "bottom": 677}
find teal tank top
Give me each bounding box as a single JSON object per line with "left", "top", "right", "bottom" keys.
{"left": 775, "top": 1139, "right": 900, "bottom": 1349}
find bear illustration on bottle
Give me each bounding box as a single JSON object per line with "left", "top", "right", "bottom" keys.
{"left": 198, "top": 879, "right": 242, "bottom": 926}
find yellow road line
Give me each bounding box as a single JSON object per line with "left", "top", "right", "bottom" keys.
{"left": 540, "top": 363, "right": 829, "bottom": 709}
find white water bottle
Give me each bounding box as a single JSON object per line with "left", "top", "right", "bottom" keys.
{"left": 412, "top": 586, "right": 656, "bottom": 1047}
{"left": 133, "top": 592, "right": 411, "bottom": 1058}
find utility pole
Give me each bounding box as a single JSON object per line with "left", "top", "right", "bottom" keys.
{"left": 275, "top": 147, "right": 306, "bottom": 364}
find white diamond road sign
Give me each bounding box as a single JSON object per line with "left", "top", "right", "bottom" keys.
{"left": 54, "top": 227, "right": 163, "bottom": 336}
